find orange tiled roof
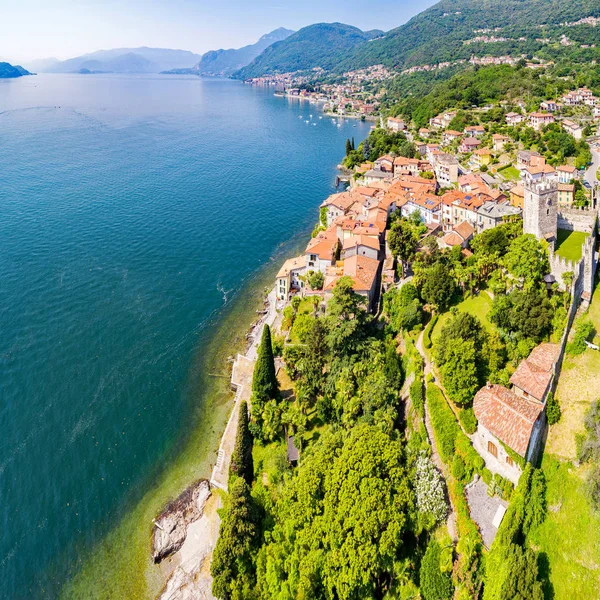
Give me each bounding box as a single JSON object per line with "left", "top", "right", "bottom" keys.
{"left": 509, "top": 343, "right": 560, "bottom": 401}
{"left": 473, "top": 384, "right": 544, "bottom": 456}
{"left": 441, "top": 232, "right": 464, "bottom": 247}
{"left": 343, "top": 254, "right": 380, "bottom": 291}
{"left": 276, "top": 255, "right": 306, "bottom": 278}
{"left": 454, "top": 220, "right": 475, "bottom": 240}
{"left": 305, "top": 226, "right": 338, "bottom": 259}
{"left": 342, "top": 235, "right": 380, "bottom": 251}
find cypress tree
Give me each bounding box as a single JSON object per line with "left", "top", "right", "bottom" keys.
{"left": 211, "top": 478, "right": 259, "bottom": 599}
{"left": 229, "top": 400, "right": 253, "bottom": 486}
{"left": 252, "top": 324, "right": 279, "bottom": 401}
{"left": 351, "top": 136, "right": 355, "bottom": 150}
{"left": 345, "top": 138, "right": 352, "bottom": 156}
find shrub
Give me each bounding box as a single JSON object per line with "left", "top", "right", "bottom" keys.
{"left": 567, "top": 320, "right": 594, "bottom": 355}
{"left": 459, "top": 407, "right": 478, "bottom": 434}
{"left": 455, "top": 432, "right": 484, "bottom": 477}
{"left": 452, "top": 455, "right": 466, "bottom": 482}
{"left": 545, "top": 392, "right": 561, "bottom": 425}
{"left": 427, "top": 384, "right": 460, "bottom": 464}
{"left": 410, "top": 377, "right": 424, "bottom": 417}
{"left": 586, "top": 464, "right": 600, "bottom": 510}
{"left": 420, "top": 539, "right": 454, "bottom": 600}
{"left": 423, "top": 313, "right": 438, "bottom": 349}
{"left": 414, "top": 453, "right": 447, "bottom": 528}
{"left": 482, "top": 468, "right": 492, "bottom": 485}
{"left": 307, "top": 270, "right": 325, "bottom": 291}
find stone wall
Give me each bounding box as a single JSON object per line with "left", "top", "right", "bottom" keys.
{"left": 557, "top": 206, "right": 597, "bottom": 233}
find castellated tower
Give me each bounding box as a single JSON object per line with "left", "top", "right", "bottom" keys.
{"left": 523, "top": 177, "right": 558, "bottom": 242}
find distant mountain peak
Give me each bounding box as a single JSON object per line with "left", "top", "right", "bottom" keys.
{"left": 192, "top": 27, "right": 295, "bottom": 77}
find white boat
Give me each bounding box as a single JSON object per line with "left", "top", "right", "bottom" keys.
{"left": 312, "top": 123, "right": 317, "bottom": 126}
{"left": 337, "top": 123, "right": 342, "bottom": 128}
{"left": 305, "top": 120, "right": 310, "bottom": 124}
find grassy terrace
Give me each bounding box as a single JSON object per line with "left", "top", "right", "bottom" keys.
{"left": 538, "top": 283, "right": 600, "bottom": 598}
{"left": 528, "top": 456, "right": 600, "bottom": 600}
{"left": 555, "top": 229, "right": 588, "bottom": 264}
{"left": 498, "top": 165, "right": 520, "bottom": 181}
{"left": 431, "top": 291, "right": 495, "bottom": 342}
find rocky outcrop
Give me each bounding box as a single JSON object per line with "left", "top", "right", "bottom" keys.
{"left": 152, "top": 479, "right": 211, "bottom": 563}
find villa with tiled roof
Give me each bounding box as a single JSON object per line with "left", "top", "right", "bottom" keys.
{"left": 472, "top": 343, "right": 560, "bottom": 483}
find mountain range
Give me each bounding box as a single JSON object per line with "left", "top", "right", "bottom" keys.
{"left": 21, "top": 0, "right": 600, "bottom": 80}
{"left": 192, "top": 28, "right": 295, "bottom": 76}
{"left": 0, "top": 62, "right": 33, "bottom": 78}
{"left": 27, "top": 47, "right": 203, "bottom": 74}
{"left": 232, "top": 0, "right": 600, "bottom": 78}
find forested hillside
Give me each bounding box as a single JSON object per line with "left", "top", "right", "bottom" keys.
{"left": 234, "top": 0, "right": 600, "bottom": 79}
{"left": 344, "top": 0, "right": 600, "bottom": 71}
{"left": 233, "top": 23, "right": 382, "bottom": 79}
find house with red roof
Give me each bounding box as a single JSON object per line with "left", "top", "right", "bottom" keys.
{"left": 473, "top": 343, "right": 559, "bottom": 483}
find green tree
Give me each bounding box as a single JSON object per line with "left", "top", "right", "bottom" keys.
{"left": 345, "top": 138, "right": 352, "bottom": 156}
{"left": 420, "top": 262, "right": 456, "bottom": 310}
{"left": 420, "top": 538, "right": 454, "bottom": 600}
{"left": 252, "top": 324, "right": 279, "bottom": 402}
{"left": 503, "top": 235, "right": 549, "bottom": 285}
{"left": 325, "top": 276, "right": 369, "bottom": 355}
{"left": 440, "top": 339, "right": 480, "bottom": 406}
{"left": 546, "top": 392, "right": 561, "bottom": 425}
{"left": 255, "top": 424, "right": 413, "bottom": 599}
{"left": 388, "top": 218, "right": 420, "bottom": 278}
{"left": 435, "top": 312, "right": 484, "bottom": 367}
{"left": 498, "top": 545, "right": 543, "bottom": 600}
{"left": 211, "top": 478, "right": 260, "bottom": 600}
{"left": 229, "top": 400, "right": 253, "bottom": 486}
{"left": 307, "top": 269, "right": 325, "bottom": 290}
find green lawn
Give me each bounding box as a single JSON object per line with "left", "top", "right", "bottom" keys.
{"left": 498, "top": 165, "right": 520, "bottom": 181}
{"left": 432, "top": 292, "right": 495, "bottom": 342}
{"left": 555, "top": 230, "right": 588, "bottom": 264}
{"left": 527, "top": 455, "right": 600, "bottom": 600}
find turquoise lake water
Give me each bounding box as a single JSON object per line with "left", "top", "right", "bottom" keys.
{"left": 0, "top": 73, "right": 370, "bottom": 598}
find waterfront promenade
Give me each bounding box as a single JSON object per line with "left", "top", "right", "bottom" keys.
{"left": 210, "top": 287, "right": 278, "bottom": 491}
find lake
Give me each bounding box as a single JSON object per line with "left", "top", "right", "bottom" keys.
{"left": 0, "top": 73, "right": 370, "bottom": 598}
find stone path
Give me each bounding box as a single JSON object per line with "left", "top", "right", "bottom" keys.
{"left": 210, "top": 287, "right": 278, "bottom": 491}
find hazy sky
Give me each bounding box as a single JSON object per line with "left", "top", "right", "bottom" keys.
{"left": 1, "top": 0, "right": 437, "bottom": 64}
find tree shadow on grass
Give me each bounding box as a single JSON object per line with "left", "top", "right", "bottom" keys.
{"left": 537, "top": 551, "right": 555, "bottom": 600}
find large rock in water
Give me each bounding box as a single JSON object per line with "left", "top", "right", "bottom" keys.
{"left": 152, "top": 479, "right": 211, "bottom": 563}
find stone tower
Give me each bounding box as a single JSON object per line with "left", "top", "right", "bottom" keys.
{"left": 523, "top": 177, "right": 558, "bottom": 242}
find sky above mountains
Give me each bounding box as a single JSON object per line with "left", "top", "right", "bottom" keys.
{"left": 1, "top": 0, "right": 437, "bottom": 63}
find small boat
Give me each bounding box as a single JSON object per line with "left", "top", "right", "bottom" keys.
{"left": 337, "top": 123, "right": 342, "bottom": 128}
{"left": 319, "top": 116, "right": 323, "bottom": 119}
{"left": 305, "top": 120, "right": 310, "bottom": 124}
{"left": 312, "top": 123, "right": 317, "bottom": 126}
{"left": 298, "top": 115, "right": 302, "bottom": 119}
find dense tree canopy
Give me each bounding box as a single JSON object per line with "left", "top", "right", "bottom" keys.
{"left": 255, "top": 424, "right": 413, "bottom": 599}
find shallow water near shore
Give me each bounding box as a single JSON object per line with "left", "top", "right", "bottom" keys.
{"left": 0, "top": 73, "right": 369, "bottom": 598}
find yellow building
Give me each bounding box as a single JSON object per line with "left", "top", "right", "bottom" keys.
{"left": 510, "top": 184, "right": 525, "bottom": 209}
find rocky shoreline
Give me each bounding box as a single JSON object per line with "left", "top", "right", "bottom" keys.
{"left": 152, "top": 287, "right": 277, "bottom": 599}
{"left": 152, "top": 479, "right": 212, "bottom": 564}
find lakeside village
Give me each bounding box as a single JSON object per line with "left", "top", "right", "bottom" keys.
{"left": 246, "top": 54, "right": 560, "bottom": 119}
{"left": 272, "top": 96, "right": 599, "bottom": 521}
{"left": 151, "top": 85, "right": 600, "bottom": 599}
